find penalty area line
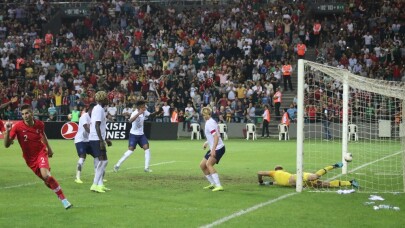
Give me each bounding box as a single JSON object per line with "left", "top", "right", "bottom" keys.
{"left": 199, "top": 192, "right": 297, "bottom": 228}
{"left": 0, "top": 161, "right": 176, "bottom": 190}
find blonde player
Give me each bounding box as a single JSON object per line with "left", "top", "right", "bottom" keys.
{"left": 200, "top": 107, "right": 226, "bottom": 192}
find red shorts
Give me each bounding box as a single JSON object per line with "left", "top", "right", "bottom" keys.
{"left": 24, "top": 151, "right": 50, "bottom": 178}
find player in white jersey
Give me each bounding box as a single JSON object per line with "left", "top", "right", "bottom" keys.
{"left": 200, "top": 107, "right": 226, "bottom": 192}
{"left": 114, "top": 100, "right": 156, "bottom": 172}
{"left": 89, "top": 91, "right": 112, "bottom": 193}
{"left": 73, "top": 103, "right": 96, "bottom": 184}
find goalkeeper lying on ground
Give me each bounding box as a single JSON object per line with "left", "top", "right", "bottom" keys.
{"left": 257, "top": 162, "right": 359, "bottom": 188}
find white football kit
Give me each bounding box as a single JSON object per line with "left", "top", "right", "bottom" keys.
{"left": 89, "top": 104, "right": 107, "bottom": 141}
{"left": 74, "top": 112, "right": 91, "bottom": 143}
{"left": 204, "top": 118, "right": 224, "bottom": 150}
{"left": 130, "top": 109, "right": 151, "bottom": 135}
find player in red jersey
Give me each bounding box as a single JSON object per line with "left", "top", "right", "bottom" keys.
{"left": 3, "top": 104, "right": 72, "bottom": 209}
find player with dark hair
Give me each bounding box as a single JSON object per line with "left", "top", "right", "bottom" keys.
{"left": 74, "top": 103, "right": 96, "bottom": 184}
{"left": 3, "top": 104, "right": 72, "bottom": 209}
{"left": 257, "top": 162, "right": 359, "bottom": 188}
{"left": 114, "top": 100, "right": 155, "bottom": 172}
{"left": 200, "top": 106, "right": 226, "bottom": 192}
{"left": 89, "top": 91, "right": 112, "bottom": 193}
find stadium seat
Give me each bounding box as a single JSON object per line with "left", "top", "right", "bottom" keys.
{"left": 246, "top": 123, "right": 257, "bottom": 140}
{"left": 348, "top": 124, "right": 358, "bottom": 141}
{"left": 218, "top": 123, "right": 228, "bottom": 140}
{"left": 278, "top": 124, "right": 289, "bottom": 141}
{"left": 190, "top": 123, "right": 201, "bottom": 140}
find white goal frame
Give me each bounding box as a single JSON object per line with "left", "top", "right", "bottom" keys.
{"left": 296, "top": 59, "right": 405, "bottom": 193}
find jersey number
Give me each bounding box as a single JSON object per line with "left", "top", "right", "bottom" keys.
{"left": 24, "top": 135, "right": 28, "bottom": 142}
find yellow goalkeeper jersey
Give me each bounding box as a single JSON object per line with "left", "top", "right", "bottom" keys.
{"left": 269, "top": 170, "right": 293, "bottom": 186}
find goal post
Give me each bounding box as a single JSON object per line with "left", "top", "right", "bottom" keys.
{"left": 296, "top": 59, "right": 405, "bottom": 193}
{"left": 296, "top": 59, "right": 305, "bottom": 192}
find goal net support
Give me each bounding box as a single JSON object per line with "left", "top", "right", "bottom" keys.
{"left": 296, "top": 59, "right": 405, "bottom": 193}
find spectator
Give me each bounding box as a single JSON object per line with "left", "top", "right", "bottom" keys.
{"left": 70, "top": 106, "right": 80, "bottom": 123}
{"left": 107, "top": 103, "right": 117, "bottom": 121}
{"left": 273, "top": 87, "right": 282, "bottom": 120}
{"left": 282, "top": 61, "right": 293, "bottom": 91}
{"left": 261, "top": 105, "right": 270, "bottom": 138}
{"left": 48, "top": 103, "right": 57, "bottom": 120}
{"left": 162, "top": 101, "right": 171, "bottom": 123}
{"left": 122, "top": 104, "right": 133, "bottom": 121}
{"left": 0, "top": 0, "right": 402, "bottom": 130}
{"left": 153, "top": 104, "right": 163, "bottom": 122}
{"left": 246, "top": 102, "right": 256, "bottom": 123}
{"left": 287, "top": 103, "right": 297, "bottom": 123}
{"left": 47, "top": 114, "right": 56, "bottom": 122}
{"left": 116, "top": 101, "right": 125, "bottom": 122}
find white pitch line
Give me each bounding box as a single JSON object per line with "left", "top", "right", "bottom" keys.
{"left": 0, "top": 161, "right": 176, "bottom": 190}
{"left": 199, "top": 192, "right": 297, "bottom": 228}
{"left": 200, "top": 151, "right": 404, "bottom": 227}
{"left": 327, "top": 151, "right": 402, "bottom": 181}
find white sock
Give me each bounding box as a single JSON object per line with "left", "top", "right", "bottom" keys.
{"left": 94, "top": 157, "right": 100, "bottom": 173}
{"left": 116, "top": 150, "right": 133, "bottom": 167}
{"left": 97, "top": 160, "right": 108, "bottom": 186}
{"left": 205, "top": 174, "right": 215, "bottom": 185}
{"left": 145, "top": 149, "right": 150, "bottom": 169}
{"left": 93, "top": 160, "right": 103, "bottom": 185}
{"left": 211, "top": 173, "right": 221, "bottom": 187}
{"left": 76, "top": 158, "right": 85, "bottom": 179}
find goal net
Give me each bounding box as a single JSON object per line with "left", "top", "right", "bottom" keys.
{"left": 296, "top": 60, "right": 405, "bottom": 193}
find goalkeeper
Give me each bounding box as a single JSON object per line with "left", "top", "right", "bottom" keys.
{"left": 257, "top": 162, "right": 359, "bottom": 188}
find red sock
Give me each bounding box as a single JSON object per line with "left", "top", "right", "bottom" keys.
{"left": 45, "top": 176, "right": 66, "bottom": 200}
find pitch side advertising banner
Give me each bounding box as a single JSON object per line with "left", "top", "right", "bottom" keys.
{"left": 45, "top": 121, "right": 131, "bottom": 140}
{"left": 42, "top": 121, "right": 178, "bottom": 140}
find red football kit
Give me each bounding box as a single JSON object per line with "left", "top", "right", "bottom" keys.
{"left": 6, "top": 119, "right": 70, "bottom": 207}
{"left": 9, "top": 120, "right": 50, "bottom": 176}
{"left": 0, "top": 120, "right": 4, "bottom": 132}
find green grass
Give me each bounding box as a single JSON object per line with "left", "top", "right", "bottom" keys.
{"left": 0, "top": 139, "right": 404, "bottom": 227}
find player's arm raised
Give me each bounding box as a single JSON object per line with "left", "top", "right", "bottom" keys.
{"left": 41, "top": 132, "right": 53, "bottom": 157}
{"left": 0, "top": 97, "right": 17, "bottom": 110}
{"left": 128, "top": 109, "right": 143, "bottom": 123}
{"left": 3, "top": 121, "right": 13, "bottom": 148}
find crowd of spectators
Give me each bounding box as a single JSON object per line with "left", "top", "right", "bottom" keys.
{"left": 0, "top": 0, "right": 404, "bottom": 127}
{"left": 302, "top": 0, "right": 405, "bottom": 126}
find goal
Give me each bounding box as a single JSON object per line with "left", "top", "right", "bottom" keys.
{"left": 296, "top": 59, "right": 405, "bottom": 193}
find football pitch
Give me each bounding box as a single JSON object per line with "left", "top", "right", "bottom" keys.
{"left": 0, "top": 139, "right": 404, "bottom": 227}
